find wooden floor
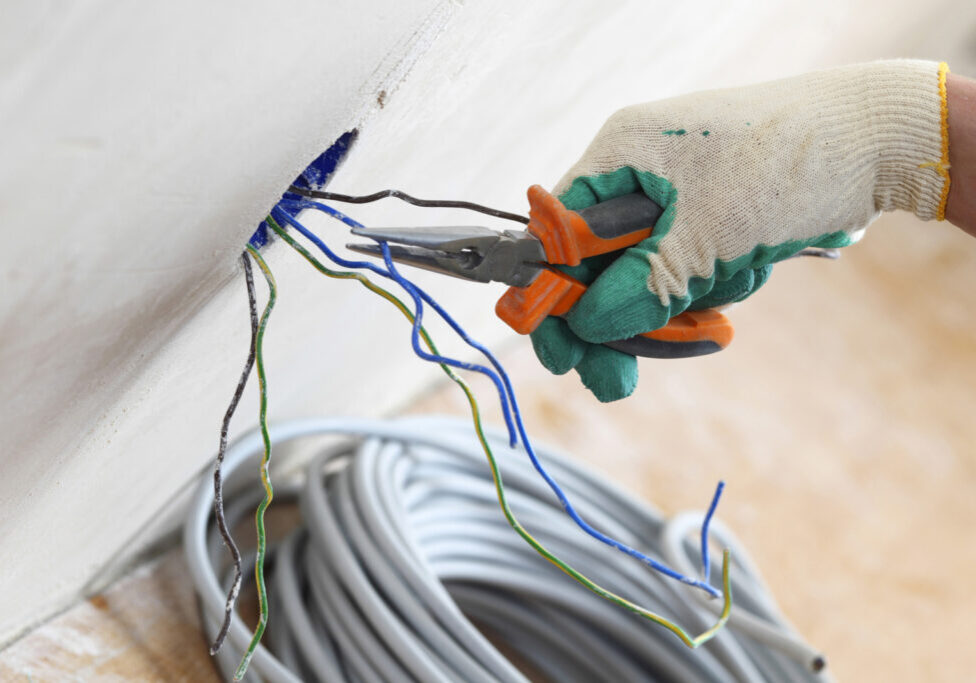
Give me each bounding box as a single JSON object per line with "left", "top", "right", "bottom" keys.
{"left": 2, "top": 210, "right": 975, "bottom": 681}
{"left": 0, "top": 551, "right": 216, "bottom": 682}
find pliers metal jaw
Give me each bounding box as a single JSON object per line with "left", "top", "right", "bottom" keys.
{"left": 348, "top": 226, "right": 547, "bottom": 287}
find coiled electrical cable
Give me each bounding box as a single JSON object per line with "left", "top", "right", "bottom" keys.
{"left": 183, "top": 416, "right": 830, "bottom": 682}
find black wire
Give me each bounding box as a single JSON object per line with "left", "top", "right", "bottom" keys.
{"left": 210, "top": 251, "right": 260, "bottom": 655}
{"left": 286, "top": 186, "right": 841, "bottom": 266}
{"left": 285, "top": 187, "right": 844, "bottom": 264}
{"left": 287, "top": 186, "right": 530, "bottom": 225}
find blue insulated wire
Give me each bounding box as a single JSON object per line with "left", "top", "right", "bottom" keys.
{"left": 379, "top": 243, "right": 722, "bottom": 598}
{"left": 701, "top": 481, "right": 725, "bottom": 584}
{"left": 270, "top": 203, "right": 519, "bottom": 444}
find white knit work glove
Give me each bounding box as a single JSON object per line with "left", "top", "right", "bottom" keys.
{"left": 531, "top": 60, "right": 951, "bottom": 402}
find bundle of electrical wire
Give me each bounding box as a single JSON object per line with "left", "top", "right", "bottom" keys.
{"left": 183, "top": 415, "right": 829, "bottom": 683}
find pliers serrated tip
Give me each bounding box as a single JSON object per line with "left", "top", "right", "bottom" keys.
{"left": 348, "top": 225, "right": 547, "bottom": 287}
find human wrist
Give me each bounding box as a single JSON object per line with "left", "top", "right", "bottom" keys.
{"left": 945, "top": 72, "right": 976, "bottom": 235}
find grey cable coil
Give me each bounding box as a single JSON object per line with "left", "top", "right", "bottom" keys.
{"left": 183, "top": 416, "right": 831, "bottom": 682}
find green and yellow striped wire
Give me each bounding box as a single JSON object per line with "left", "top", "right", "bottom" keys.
{"left": 235, "top": 245, "right": 276, "bottom": 681}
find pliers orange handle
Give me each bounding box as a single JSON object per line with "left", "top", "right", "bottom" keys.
{"left": 495, "top": 186, "right": 734, "bottom": 358}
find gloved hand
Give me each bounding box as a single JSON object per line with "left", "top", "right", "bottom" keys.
{"left": 532, "top": 60, "right": 951, "bottom": 402}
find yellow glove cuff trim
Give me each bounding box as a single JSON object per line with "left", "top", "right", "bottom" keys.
{"left": 936, "top": 61, "right": 951, "bottom": 221}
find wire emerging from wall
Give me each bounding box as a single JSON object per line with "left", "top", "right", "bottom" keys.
{"left": 264, "top": 213, "right": 731, "bottom": 638}
{"left": 214, "top": 191, "right": 735, "bottom": 679}
{"left": 276, "top": 197, "right": 731, "bottom": 617}
{"left": 272, "top": 196, "right": 726, "bottom": 598}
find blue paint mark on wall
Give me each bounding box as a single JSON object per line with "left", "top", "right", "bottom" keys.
{"left": 249, "top": 130, "right": 358, "bottom": 248}
{"left": 248, "top": 222, "right": 273, "bottom": 249}
{"left": 291, "top": 130, "right": 358, "bottom": 193}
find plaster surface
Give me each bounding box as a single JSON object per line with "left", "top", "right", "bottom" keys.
{"left": 2, "top": 0, "right": 975, "bottom": 649}
{"left": 0, "top": 0, "right": 456, "bottom": 645}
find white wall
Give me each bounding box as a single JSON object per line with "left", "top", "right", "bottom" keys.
{"left": 0, "top": 0, "right": 459, "bottom": 645}
{"left": 2, "top": 0, "right": 975, "bottom": 646}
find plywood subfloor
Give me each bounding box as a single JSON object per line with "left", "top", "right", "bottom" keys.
{"left": 0, "top": 551, "right": 215, "bottom": 682}
{"left": 2, "top": 211, "right": 975, "bottom": 681}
